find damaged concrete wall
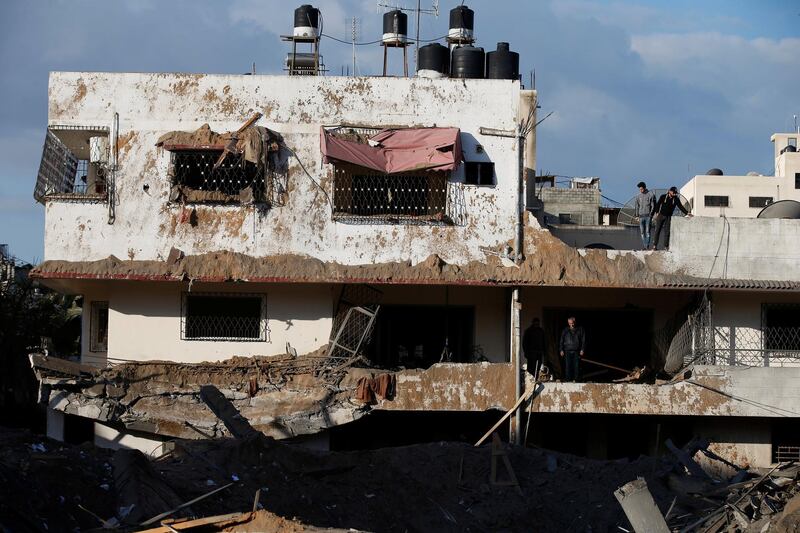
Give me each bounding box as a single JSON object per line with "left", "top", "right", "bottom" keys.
{"left": 531, "top": 365, "right": 800, "bottom": 417}
{"left": 44, "top": 73, "right": 524, "bottom": 268}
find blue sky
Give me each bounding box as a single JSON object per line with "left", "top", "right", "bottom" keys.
{"left": 1, "top": 0, "right": 798, "bottom": 262}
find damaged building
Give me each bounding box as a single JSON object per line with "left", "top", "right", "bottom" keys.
{"left": 27, "top": 4, "right": 800, "bottom": 475}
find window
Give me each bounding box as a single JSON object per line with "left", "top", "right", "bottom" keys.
{"left": 795, "top": 173, "right": 800, "bottom": 190}
{"left": 762, "top": 304, "right": 800, "bottom": 351}
{"left": 558, "top": 213, "right": 573, "bottom": 224}
{"left": 169, "top": 149, "right": 264, "bottom": 203}
{"left": 331, "top": 163, "right": 452, "bottom": 223}
{"left": 181, "top": 293, "right": 267, "bottom": 341}
{"left": 704, "top": 195, "right": 729, "bottom": 207}
{"left": 789, "top": 138, "right": 797, "bottom": 148}
{"left": 89, "top": 301, "right": 109, "bottom": 352}
{"left": 34, "top": 126, "right": 110, "bottom": 203}
{"left": 464, "top": 162, "right": 495, "bottom": 186}
{"left": 749, "top": 196, "right": 773, "bottom": 208}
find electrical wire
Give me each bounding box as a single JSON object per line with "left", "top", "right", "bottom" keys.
{"left": 283, "top": 145, "right": 332, "bottom": 208}
{"left": 321, "top": 32, "right": 449, "bottom": 46}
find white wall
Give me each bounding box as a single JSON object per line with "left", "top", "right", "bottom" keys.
{"left": 680, "top": 174, "right": 788, "bottom": 218}
{"left": 104, "top": 281, "right": 333, "bottom": 363}
{"left": 44, "top": 73, "right": 528, "bottom": 268}
{"left": 74, "top": 280, "right": 509, "bottom": 365}
{"left": 665, "top": 217, "right": 800, "bottom": 281}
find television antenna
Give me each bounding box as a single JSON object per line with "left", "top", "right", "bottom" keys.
{"left": 346, "top": 17, "right": 362, "bottom": 76}
{"left": 377, "top": 1, "right": 440, "bottom": 68}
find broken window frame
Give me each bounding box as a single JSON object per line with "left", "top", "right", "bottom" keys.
{"left": 89, "top": 301, "right": 109, "bottom": 353}
{"left": 463, "top": 161, "right": 495, "bottom": 186}
{"left": 180, "top": 292, "right": 268, "bottom": 342}
{"left": 166, "top": 147, "right": 269, "bottom": 205}
{"left": 35, "top": 125, "right": 111, "bottom": 203}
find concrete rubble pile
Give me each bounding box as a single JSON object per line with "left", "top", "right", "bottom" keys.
{"left": 635, "top": 437, "right": 800, "bottom": 532}
{"left": 29, "top": 350, "right": 394, "bottom": 441}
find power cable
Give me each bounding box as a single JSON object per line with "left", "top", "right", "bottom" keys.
{"left": 321, "top": 33, "right": 449, "bottom": 46}
{"left": 283, "top": 145, "right": 332, "bottom": 208}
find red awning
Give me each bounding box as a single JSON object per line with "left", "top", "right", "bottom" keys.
{"left": 320, "top": 127, "right": 461, "bottom": 174}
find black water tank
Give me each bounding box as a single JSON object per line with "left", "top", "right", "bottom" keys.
{"left": 486, "top": 42, "right": 519, "bottom": 80}
{"left": 706, "top": 168, "right": 724, "bottom": 176}
{"left": 449, "top": 6, "right": 474, "bottom": 34}
{"left": 417, "top": 43, "right": 450, "bottom": 75}
{"left": 294, "top": 5, "right": 319, "bottom": 30}
{"left": 451, "top": 46, "right": 485, "bottom": 79}
{"left": 781, "top": 145, "right": 797, "bottom": 154}
{"left": 383, "top": 10, "right": 408, "bottom": 39}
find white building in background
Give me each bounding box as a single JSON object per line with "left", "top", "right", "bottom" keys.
{"left": 680, "top": 133, "right": 800, "bottom": 217}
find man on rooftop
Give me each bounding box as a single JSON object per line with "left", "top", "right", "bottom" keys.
{"left": 651, "top": 186, "right": 692, "bottom": 251}
{"left": 634, "top": 181, "right": 656, "bottom": 250}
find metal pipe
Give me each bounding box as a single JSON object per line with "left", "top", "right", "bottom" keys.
{"left": 511, "top": 287, "right": 522, "bottom": 445}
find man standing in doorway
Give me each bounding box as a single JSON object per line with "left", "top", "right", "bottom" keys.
{"left": 522, "top": 317, "right": 546, "bottom": 378}
{"left": 634, "top": 181, "right": 656, "bottom": 250}
{"left": 651, "top": 186, "right": 692, "bottom": 250}
{"left": 559, "top": 316, "right": 585, "bottom": 382}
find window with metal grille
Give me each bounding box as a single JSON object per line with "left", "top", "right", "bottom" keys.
{"left": 763, "top": 304, "right": 800, "bottom": 351}
{"left": 331, "top": 163, "right": 452, "bottom": 223}
{"left": 170, "top": 150, "right": 264, "bottom": 202}
{"left": 34, "top": 126, "right": 110, "bottom": 203}
{"left": 181, "top": 293, "right": 267, "bottom": 341}
{"left": 464, "top": 162, "right": 495, "bottom": 186}
{"left": 704, "top": 195, "right": 729, "bottom": 207}
{"left": 89, "top": 301, "right": 109, "bottom": 352}
{"left": 749, "top": 196, "right": 773, "bottom": 208}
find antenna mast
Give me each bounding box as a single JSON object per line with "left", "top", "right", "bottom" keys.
{"left": 377, "top": 1, "right": 439, "bottom": 70}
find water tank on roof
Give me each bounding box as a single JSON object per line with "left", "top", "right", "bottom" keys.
{"left": 417, "top": 43, "right": 450, "bottom": 78}
{"left": 451, "top": 46, "right": 485, "bottom": 79}
{"left": 293, "top": 5, "right": 320, "bottom": 38}
{"left": 448, "top": 5, "right": 475, "bottom": 42}
{"left": 382, "top": 10, "right": 408, "bottom": 44}
{"left": 781, "top": 145, "right": 797, "bottom": 154}
{"left": 486, "top": 42, "right": 519, "bottom": 80}
{"left": 706, "top": 168, "right": 724, "bottom": 176}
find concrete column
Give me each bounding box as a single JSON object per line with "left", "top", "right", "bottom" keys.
{"left": 46, "top": 408, "right": 65, "bottom": 442}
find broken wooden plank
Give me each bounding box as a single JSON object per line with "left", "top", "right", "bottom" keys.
{"left": 137, "top": 512, "right": 244, "bottom": 533}
{"left": 475, "top": 387, "right": 533, "bottom": 447}
{"left": 613, "top": 478, "right": 669, "bottom": 533}
{"left": 140, "top": 483, "right": 235, "bottom": 527}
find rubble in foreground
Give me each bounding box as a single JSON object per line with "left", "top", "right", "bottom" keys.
{"left": 3, "top": 425, "right": 800, "bottom": 532}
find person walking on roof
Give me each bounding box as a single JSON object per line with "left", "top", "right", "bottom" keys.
{"left": 523, "top": 317, "right": 546, "bottom": 378}
{"left": 651, "top": 186, "right": 692, "bottom": 251}
{"left": 559, "top": 316, "right": 585, "bottom": 382}
{"left": 634, "top": 181, "right": 656, "bottom": 250}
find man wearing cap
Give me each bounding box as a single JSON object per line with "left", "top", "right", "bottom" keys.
{"left": 634, "top": 181, "right": 656, "bottom": 250}
{"left": 651, "top": 186, "right": 692, "bottom": 250}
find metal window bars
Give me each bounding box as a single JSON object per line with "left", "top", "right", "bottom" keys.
{"left": 181, "top": 292, "right": 268, "bottom": 342}
{"left": 327, "top": 285, "right": 383, "bottom": 362}
{"left": 34, "top": 126, "right": 110, "bottom": 203}
{"left": 332, "top": 165, "right": 464, "bottom": 224}
{"left": 660, "top": 297, "right": 800, "bottom": 370}
{"left": 775, "top": 446, "right": 800, "bottom": 463}
{"left": 170, "top": 150, "right": 265, "bottom": 200}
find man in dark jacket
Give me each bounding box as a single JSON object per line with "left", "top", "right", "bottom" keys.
{"left": 522, "top": 317, "right": 546, "bottom": 377}
{"left": 559, "top": 316, "right": 585, "bottom": 382}
{"left": 651, "top": 186, "right": 691, "bottom": 250}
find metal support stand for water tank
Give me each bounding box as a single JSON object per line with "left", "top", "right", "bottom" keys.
{"left": 282, "top": 34, "right": 322, "bottom": 76}
{"left": 382, "top": 42, "right": 409, "bottom": 77}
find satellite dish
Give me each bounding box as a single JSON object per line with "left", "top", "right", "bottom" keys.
{"left": 757, "top": 199, "right": 800, "bottom": 219}
{"left": 618, "top": 188, "right": 692, "bottom": 226}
